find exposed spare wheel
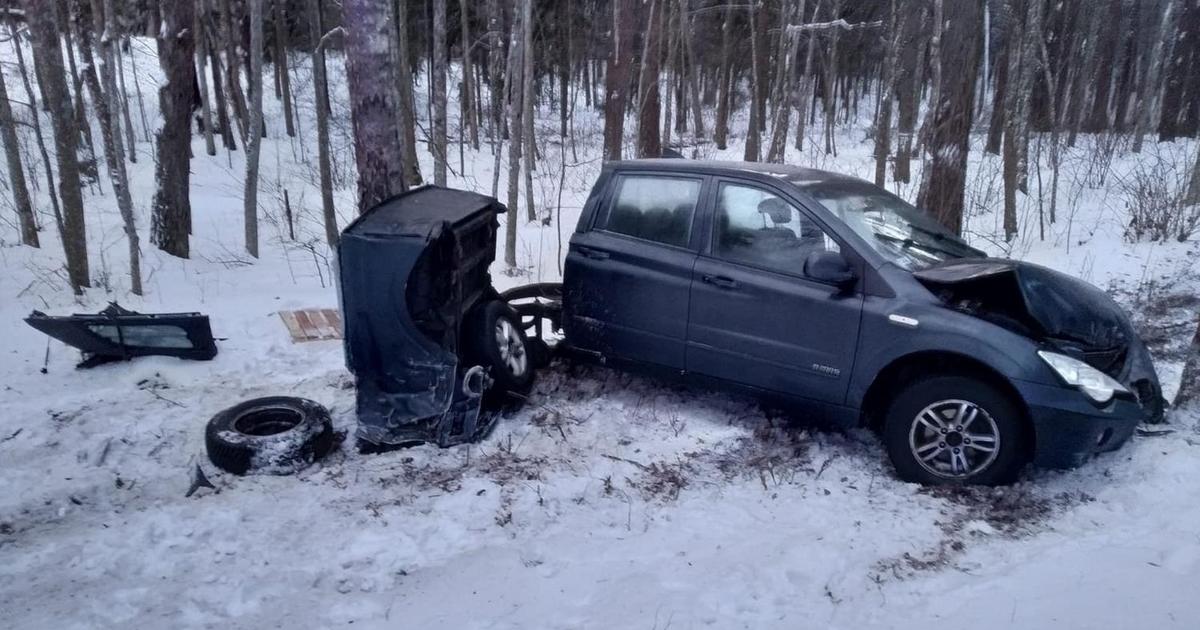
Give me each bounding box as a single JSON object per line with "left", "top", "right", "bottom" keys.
{"left": 205, "top": 397, "right": 335, "bottom": 475}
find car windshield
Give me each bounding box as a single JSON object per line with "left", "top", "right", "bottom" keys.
{"left": 799, "top": 180, "right": 983, "bottom": 269}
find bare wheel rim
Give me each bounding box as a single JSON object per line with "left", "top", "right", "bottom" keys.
{"left": 908, "top": 399, "right": 1000, "bottom": 479}
{"left": 494, "top": 318, "right": 527, "bottom": 377}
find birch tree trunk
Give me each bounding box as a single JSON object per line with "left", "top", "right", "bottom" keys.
{"left": 0, "top": 60, "right": 39, "bottom": 247}
{"left": 308, "top": 0, "right": 336, "bottom": 246}
{"left": 81, "top": 0, "right": 142, "bottom": 294}
{"left": 25, "top": 0, "right": 90, "bottom": 291}
{"left": 243, "top": 0, "right": 264, "bottom": 258}
{"left": 432, "top": 0, "right": 448, "bottom": 186}
{"left": 345, "top": 0, "right": 408, "bottom": 212}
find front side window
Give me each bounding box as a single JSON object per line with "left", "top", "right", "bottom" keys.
{"left": 714, "top": 183, "right": 836, "bottom": 274}
{"left": 600, "top": 175, "right": 701, "bottom": 248}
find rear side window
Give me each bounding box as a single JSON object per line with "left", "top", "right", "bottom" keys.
{"left": 598, "top": 175, "right": 701, "bottom": 248}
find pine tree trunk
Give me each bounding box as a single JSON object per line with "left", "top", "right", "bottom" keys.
{"left": 603, "top": 0, "right": 636, "bottom": 160}
{"left": 915, "top": 0, "right": 981, "bottom": 236}
{"left": 273, "top": 0, "right": 296, "bottom": 137}
{"left": 308, "top": 0, "right": 336, "bottom": 246}
{"left": 243, "top": 0, "right": 264, "bottom": 258}
{"left": 0, "top": 60, "right": 39, "bottom": 247}
{"left": 345, "top": 0, "right": 408, "bottom": 212}
{"left": 25, "top": 0, "right": 90, "bottom": 291}
{"left": 636, "top": 0, "right": 664, "bottom": 158}
{"left": 81, "top": 0, "right": 143, "bottom": 294}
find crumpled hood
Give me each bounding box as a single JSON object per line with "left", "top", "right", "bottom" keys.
{"left": 913, "top": 259, "right": 1129, "bottom": 350}
{"left": 914, "top": 258, "right": 1164, "bottom": 420}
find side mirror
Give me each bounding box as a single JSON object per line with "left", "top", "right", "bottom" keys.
{"left": 804, "top": 250, "right": 856, "bottom": 289}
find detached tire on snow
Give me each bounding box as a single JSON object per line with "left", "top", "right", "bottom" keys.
{"left": 465, "top": 300, "right": 535, "bottom": 406}
{"left": 205, "top": 397, "right": 335, "bottom": 475}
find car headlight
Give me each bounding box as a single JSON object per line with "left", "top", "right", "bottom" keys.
{"left": 1037, "top": 351, "right": 1129, "bottom": 404}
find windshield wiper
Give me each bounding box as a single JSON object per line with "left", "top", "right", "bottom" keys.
{"left": 873, "top": 232, "right": 966, "bottom": 260}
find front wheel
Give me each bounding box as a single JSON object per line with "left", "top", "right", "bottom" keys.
{"left": 465, "top": 300, "right": 535, "bottom": 404}
{"left": 882, "top": 376, "right": 1028, "bottom": 485}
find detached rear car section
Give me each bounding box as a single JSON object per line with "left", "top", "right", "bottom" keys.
{"left": 338, "top": 187, "right": 553, "bottom": 449}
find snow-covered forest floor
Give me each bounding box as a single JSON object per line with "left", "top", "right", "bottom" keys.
{"left": 2, "top": 40, "right": 1200, "bottom": 629}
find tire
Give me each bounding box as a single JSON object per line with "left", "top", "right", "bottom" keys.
{"left": 465, "top": 300, "right": 535, "bottom": 402}
{"left": 882, "top": 376, "right": 1027, "bottom": 485}
{"left": 205, "top": 396, "right": 335, "bottom": 476}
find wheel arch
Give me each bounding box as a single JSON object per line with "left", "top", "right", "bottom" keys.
{"left": 860, "top": 351, "right": 1035, "bottom": 452}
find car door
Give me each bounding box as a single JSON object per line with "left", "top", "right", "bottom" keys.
{"left": 685, "top": 179, "right": 864, "bottom": 405}
{"left": 563, "top": 172, "right": 707, "bottom": 370}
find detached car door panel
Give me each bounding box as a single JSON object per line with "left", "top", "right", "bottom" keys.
{"left": 564, "top": 174, "right": 706, "bottom": 370}
{"left": 686, "top": 180, "right": 864, "bottom": 404}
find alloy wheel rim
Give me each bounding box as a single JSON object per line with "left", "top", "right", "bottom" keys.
{"left": 495, "top": 319, "right": 527, "bottom": 377}
{"left": 908, "top": 399, "right": 1000, "bottom": 479}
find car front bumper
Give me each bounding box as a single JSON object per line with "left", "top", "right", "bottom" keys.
{"left": 1013, "top": 378, "right": 1146, "bottom": 469}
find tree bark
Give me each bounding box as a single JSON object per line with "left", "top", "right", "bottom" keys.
{"left": 767, "top": 0, "right": 804, "bottom": 163}
{"left": 915, "top": 0, "right": 982, "bottom": 236}
{"left": 713, "top": 0, "right": 734, "bottom": 150}
{"left": 9, "top": 23, "right": 62, "bottom": 228}
{"left": 462, "top": 0, "right": 480, "bottom": 149}
{"left": 25, "top": 0, "right": 90, "bottom": 291}
{"left": 203, "top": 14, "right": 237, "bottom": 151}
{"left": 1176, "top": 314, "right": 1200, "bottom": 408}
{"left": 603, "top": 0, "right": 636, "bottom": 160}
{"left": 344, "top": 0, "right": 408, "bottom": 213}
{"left": 308, "top": 0, "right": 336, "bottom": 246}
{"left": 243, "top": 0, "right": 264, "bottom": 258}
{"left": 505, "top": 3, "right": 523, "bottom": 267}
{"left": 273, "top": 0, "right": 296, "bottom": 137}
{"left": 432, "top": 0, "right": 448, "bottom": 185}
{"left": 25, "top": 0, "right": 89, "bottom": 290}
{"left": 196, "top": 1, "right": 218, "bottom": 157}
{"left": 682, "top": 0, "right": 705, "bottom": 138}
{"left": 78, "top": 0, "right": 143, "bottom": 294}
{"left": 0, "top": 59, "right": 39, "bottom": 247}
{"left": 637, "top": 0, "right": 664, "bottom": 158}
{"left": 521, "top": 0, "right": 536, "bottom": 221}
{"left": 744, "top": 0, "right": 762, "bottom": 161}
{"left": 393, "top": 0, "right": 423, "bottom": 187}
{"left": 220, "top": 0, "right": 250, "bottom": 143}
{"left": 1132, "top": 0, "right": 1178, "bottom": 153}
{"left": 872, "top": 0, "right": 899, "bottom": 184}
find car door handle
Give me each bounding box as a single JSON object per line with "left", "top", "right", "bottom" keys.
{"left": 578, "top": 247, "right": 610, "bottom": 260}
{"left": 702, "top": 274, "right": 738, "bottom": 289}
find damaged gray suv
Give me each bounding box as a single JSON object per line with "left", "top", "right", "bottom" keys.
{"left": 563, "top": 161, "right": 1163, "bottom": 485}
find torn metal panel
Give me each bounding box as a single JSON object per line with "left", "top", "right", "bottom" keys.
{"left": 338, "top": 186, "right": 506, "bottom": 447}
{"left": 25, "top": 303, "right": 217, "bottom": 368}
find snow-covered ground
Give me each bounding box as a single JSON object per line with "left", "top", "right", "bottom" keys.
{"left": 2, "top": 40, "right": 1199, "bottom": 629}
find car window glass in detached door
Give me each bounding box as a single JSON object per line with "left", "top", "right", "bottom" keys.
{"left": 563, "top": 174, "right": 704, "bottom": 370}
{"left": 687, "top": 181, "right": 864, "bottom": 405}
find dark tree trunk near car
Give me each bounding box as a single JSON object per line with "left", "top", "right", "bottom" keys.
{"left": 916, "top": 0, "right": 982, "bottom": 236}
{"left": 151, "top": 0, "right": 196, "bottom": 259}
